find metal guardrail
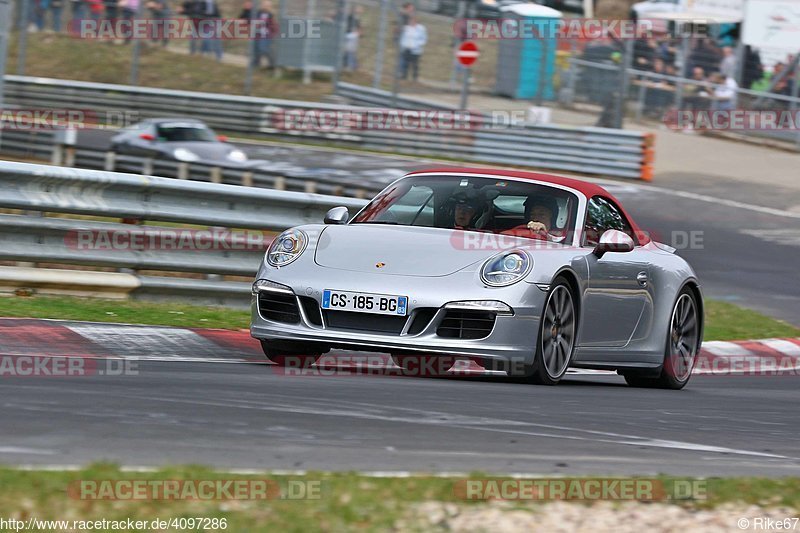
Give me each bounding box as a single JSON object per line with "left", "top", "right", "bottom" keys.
{"left": 0, "top": 161, "right": 368, "bottom": 307}
{"left": 3, "top": 76, "right": 655, "bottom": 180}
{"left": 0, "top": 129, "right": 384, "bottom": 197}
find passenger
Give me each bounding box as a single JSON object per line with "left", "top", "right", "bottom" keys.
{"left": 502, "top": 196, "right": 565, "bottom": 242}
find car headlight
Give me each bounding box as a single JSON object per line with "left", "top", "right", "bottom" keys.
{"left": 480, "top": 250, "right": 532, "bottom": 287}
{"left": 227, "top": 149, "right": 247, "bottom": 163}
{"left": 266, "top": 229, "right": 308, "bottom": 267}
{"left": 173, "top": 148, "right": 199, "bottom": 162}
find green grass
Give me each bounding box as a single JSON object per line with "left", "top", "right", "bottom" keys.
{"left": 0, "top": 465, "right": 797, "bottom": 532}
{"left": 704, "top": 300, "right": 800, "bottom": 342}
{"left": 7, "top": 33, "right": 370, "bottom": 100}
{"left": 0, "top": 295, "right": 797, "bottom": 341}
{"left": 0, "top": 294, "right": 250, "bottom": 330}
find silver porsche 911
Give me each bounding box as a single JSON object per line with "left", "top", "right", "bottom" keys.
{"left": 250, "top": 168, "right": 704, "bottom": 389}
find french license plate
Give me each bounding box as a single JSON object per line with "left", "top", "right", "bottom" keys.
{"left": 322, "top": 290, "right": 408, "bottom": 316}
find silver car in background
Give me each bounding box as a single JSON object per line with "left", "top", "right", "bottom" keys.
{"left": 250, "top": 169, "right": 703, "bottom": 389}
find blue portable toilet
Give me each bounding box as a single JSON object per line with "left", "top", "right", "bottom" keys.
{"left": 495, "top": 4, "right": 563, "bottom": 100}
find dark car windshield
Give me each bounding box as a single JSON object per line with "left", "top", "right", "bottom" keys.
{"left": 351, "top": 175, "right": 579, "bottom": 242}
{"left": 155, "top": 123, "right": 217, "bottom": 142}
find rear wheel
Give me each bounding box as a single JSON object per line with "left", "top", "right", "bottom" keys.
{"left": 260, "top": 340, "right": 320, "bottom": 368}
{"left": 624, "top": 287, "right": 700, "bottom": 390}
{"left": 391, "top": 355, "right": 455, "bottom": 377}
{"left": 526, "top": 278, "right": 577, "bottom": 385}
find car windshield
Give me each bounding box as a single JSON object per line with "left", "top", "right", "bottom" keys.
{"left": 351, "top": 175, "right": 579, "bottom": 242}
{"left": 155, "top": 123, "right": 217, "bottom": 142}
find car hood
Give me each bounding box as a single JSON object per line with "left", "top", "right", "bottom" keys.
{"left": 314, "top": 224, "right": 555, "bottom": 277}
{"left": 162, "top": 141, "right": 237, "bottom": 161}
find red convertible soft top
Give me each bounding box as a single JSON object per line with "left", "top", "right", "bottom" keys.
{"left": 405, "top": 167, "right": 651, "bottom": 245}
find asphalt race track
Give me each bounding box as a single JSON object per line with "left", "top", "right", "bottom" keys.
{"left": 2, "top": 358, "right": 799, "bottom": 477}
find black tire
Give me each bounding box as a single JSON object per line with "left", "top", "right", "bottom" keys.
{"left": 391, "top": 355, "right": 455, "bottom": 377}
{"left": 624, "top": 287, "right": 700, "bottom": 390}
{"left": 260, "top": 340, "right": 320, "bottom": 368}
{"left": 525, "top": 277, "right": 578, "bottom": 385}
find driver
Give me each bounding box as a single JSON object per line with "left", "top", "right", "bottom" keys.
{"left": 502, "top": 196, "right": 565, "bottom": 242}
{"left": 451, "top": 191, "right": 485, "bottom": 230}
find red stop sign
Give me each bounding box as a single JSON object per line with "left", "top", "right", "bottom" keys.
{"left": 456, "top": 41, "right": 480, "bottom": 67}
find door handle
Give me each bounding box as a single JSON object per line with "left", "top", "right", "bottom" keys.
{"left": 636, "top": 271, "right": 648, "bottom": 287}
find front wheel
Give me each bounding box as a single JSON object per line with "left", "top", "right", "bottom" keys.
{"left": 526, "top": 278, "right": 577, "bottom": 385}
{"left": 625, "top": 287, "right": 700, "bottom": 390}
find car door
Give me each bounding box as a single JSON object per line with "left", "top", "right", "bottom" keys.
{"left": 579, "top": 196, "right": 653, "bottom": 348}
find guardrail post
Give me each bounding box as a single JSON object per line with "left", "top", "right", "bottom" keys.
{"left": 242, "top": 171, "right": 254, "bottom": 187}
{"left": 177, "top": 163, "right": 189, "bottom": 180}
{"left": 641, "top": 133, "right": 655, "bottom": 182}
{"left": 274, "top": 176, "right": 286, "bottom": 190}
{"left": 142, "top": 158, "right": 153, "bottom": 176}
{"left": 51, "top": 128, "right": 77, "bottom": 166}
{"left": 304, "top": 181, "right": 317, "bottom": 194}
{"left": 210, "top": 167, "right": 222, "bottom": 184}
{"left": 105, "top": 152, "right": 116, "bottom": 171}
{"left": 355, "top": 189, "right": 367, "bottom": 199}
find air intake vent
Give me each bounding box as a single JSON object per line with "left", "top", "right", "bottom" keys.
{"left": 436, "top": 310, "right": 496, "bottom": 340}
{"left": 323, "top": 311, "right": 407, "bottom": 335}
{"left": 258, "top": 291, "right": 301, "bottom": 324}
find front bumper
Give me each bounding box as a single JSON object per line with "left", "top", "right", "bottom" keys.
{"left": 249, "top": 268, "right": 547, "bottom": 365}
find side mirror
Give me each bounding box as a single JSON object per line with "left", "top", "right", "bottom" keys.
{"left": 139, "top": 133, "right": 155, "bottom": 141}
{"left": 324, "top": 206, "right": 349, "bottom": 225}
{"left": 217, "top": 135, "right": 228, "bottom": 142}
{"left": 593, "top": 229, "right": 634, "bottom": 258}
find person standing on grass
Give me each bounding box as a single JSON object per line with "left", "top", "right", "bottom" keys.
{"left": 241, "top": 0, "right": 277, "bottom": 70}
{"left": 146, "top": 0, "right": 170, "bottom": 46}
{"left": 398, "top": 14, "right": 426, "bottom": 81}
{"left": 179, "top": 0, "right": 201, "bottom": 54}
{"left": 343, "top": 5, "right": 362, "bottom": 72}
{"left": 197, "top": 0, "right": 222, "bottom": 61}
{"left": 120, "top": 0, "right": 139, "bottom": 43}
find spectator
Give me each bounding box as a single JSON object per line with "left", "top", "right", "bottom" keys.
{"left": 394, "top": 1, "right": 414, "bottom": 42}
{"left": 688, "top": 38, "right": 722, "bottom": 76}
{"left": 398, "top": 15, "right": 426, "bottom": 81}
{"left": 120, "top": 0, "right": 139, "bottom": 43}
{"left": 719, "top": 46, "right": 736, "bottom": 79}
{"left": 179, "top": 0, "right": 201, "bottom": 54}
{"left": 684, "top": 67, "right": 711, "bottom": 111}
{"left": 633, "top": 38, "right": 656, "bottom": 71}
{"left": 29, "top": 0, "right": 48, "bottom": 32}
{"left": 710, "top": 72, "right": 738, "bottom": 110}
{"left": 146, "top": 0, "right": 170, "bottom": 45}
{"left": 240, "top": 0, "right": 278, "bottom": 69}
{"left": 69, "top": 0, "right": 86, "bottom": 23}
{"left": 49, "top": 0, "right": 63, "bottom": 31}
{"left": 86, "top": 0, "right": 103, "bottom": 20}
{"left": 742, "top": 45, "right": 763, "bottom": 90}
{"left": 197, "top": 0, "right": 222, "bottom": 60}
{"left": 343, "top": 5, "right": 363, "bottom": 71}
{"left": 103, "top": 0, "right": 118, "bottom": 22}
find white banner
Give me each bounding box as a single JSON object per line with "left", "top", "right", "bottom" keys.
{"left": 682, "top": 0, "right": 745, "bottom": 19}
{"left": 743, "top": 0, "right": 800, "bottom": 50}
